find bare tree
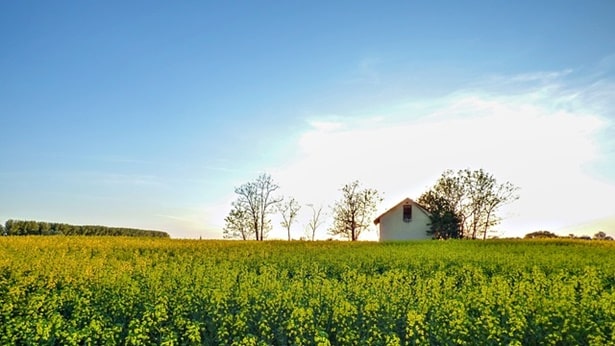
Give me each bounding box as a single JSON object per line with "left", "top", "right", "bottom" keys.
{"left": 279, "top": 197, "right": 301, "bottom": 241}
{"left": 479, "top": 180, "right": 519, "bottom": 240}
{"left": 330, "top": 180, "right": 383, "bottom": 241}
{"left": 305, "top": 204, "right": 325, "bottom": 241}
{"left": 232, "top": 173, "right": 282, "bottom": 241}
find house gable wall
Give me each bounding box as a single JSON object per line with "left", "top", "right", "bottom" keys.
{"left": 379, "top": 201, "right": 431, "bottom": 241}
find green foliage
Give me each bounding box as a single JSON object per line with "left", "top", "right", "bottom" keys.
{"left": 524, "top": 230, "right": 560, "bottom": 239}
{"left": 3, "top": 219, "right": 169, "bottom": 237}
{"left": 0, "top": 238, "right": 614, "bottom": 345}
{"left": 593, "top": 231, "right": 611, "bottom": 240}
{"left": 419, "top": 169, "right": 519, "bottom": 239}
{"left": 417, "top": 191, "right": 462, "bottom": 239}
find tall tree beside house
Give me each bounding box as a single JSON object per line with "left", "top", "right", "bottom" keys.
{"left": 229, "top": 173, "right": 282, "bottom": 241}
{"left": 330, "top": 180, "right": 383, "bottom": 241}
{"left": 419, "top": 169, "right": 519, "bottom": 239}
{"left": 417, "top": 190, "right": 462, "bottom": 239}
{"left": 279, "top": 197, "right": 301, "bottom": 241}
{"left": 418, "top": 170, "right": 466, "bottom": 239}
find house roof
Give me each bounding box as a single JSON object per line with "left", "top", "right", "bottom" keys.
{"left": 373, "top": 198, "right": 431, "bottom": 225}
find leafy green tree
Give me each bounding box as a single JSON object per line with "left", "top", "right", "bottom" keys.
{"left": 39, "top": 222, "right": 51, "bottom": 235}
{"left": 279, "top": 197, "right": 301, "bottom": 241}
{"left": 22, "top": 220, "right": 39, "bottom": 235}
{"left": 330, "top": 180, "right": 382, "bottom": 241}
{"left": 419, "top": 169, "right": 519, "bottom": 239}
{"left": 5, "top": 220, "right": 19, "bottom": 235}
{"left": 417, "top": 191, "right": 462, "bottom": 239}
{"left": 56, "top": 223, "right": 69, "bottom": 235}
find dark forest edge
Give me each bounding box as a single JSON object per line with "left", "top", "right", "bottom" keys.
{"left": 0, "top": 219, "right": 169, "bottom": 238}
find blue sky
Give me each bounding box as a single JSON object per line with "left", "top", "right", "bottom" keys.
{"left": 1, "top": 1, "right": 614, "bottom": 238}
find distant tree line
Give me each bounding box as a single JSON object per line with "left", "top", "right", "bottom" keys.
{"left": 1, "top": 219, "right": 169, "bottom": 237}
{"left": 524, "top": 230, "right": 613, "bottom": 241}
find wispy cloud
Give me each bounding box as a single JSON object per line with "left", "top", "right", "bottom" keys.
{"left": 508, "top": 69, "right": 573, "bottom": 83}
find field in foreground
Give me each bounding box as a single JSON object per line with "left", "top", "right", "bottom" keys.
{"left": 0, "top": 238, "right": 614, "bottom": 345}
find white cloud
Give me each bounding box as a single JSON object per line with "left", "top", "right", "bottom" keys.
{"left": 185, "top": 68, "right": 614, "bottom": 240}
{"left": 271, "top": 76, "right": 613, "bottom": 239}
{"left": 307, "top": 120, "right": 345, "bottom": 132}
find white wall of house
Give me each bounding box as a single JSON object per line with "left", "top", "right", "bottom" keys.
{"left": 377, "top": 200, "right": 431, "bottom": 241}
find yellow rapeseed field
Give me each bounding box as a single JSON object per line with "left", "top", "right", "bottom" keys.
{"left": 0, "top": 237, "right": 613, "bottom": 345}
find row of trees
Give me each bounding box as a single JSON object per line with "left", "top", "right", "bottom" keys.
{"left": 223, "top": 169, "right": 518, "bottom": 241}
{"left": 223, "top": 174, "right": 383, "bottom": 241}
{"left": 524, "top": 230, "right": 614, "bottom": 240}
{"left": 222, "top": 174, "right": 328, "bottom": 241}
{"left": 1, "top": 220, "right": 170, "bottom": 237}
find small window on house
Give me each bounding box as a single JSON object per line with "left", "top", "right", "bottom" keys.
{"left": 403, "top": 205, "right": 412, "bottom": 223}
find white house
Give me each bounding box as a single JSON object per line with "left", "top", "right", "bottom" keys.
{"left": 373, "top": 198, "right": 432, "bottom": 241}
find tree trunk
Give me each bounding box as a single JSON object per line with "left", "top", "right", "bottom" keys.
{"left": 483, "top": 207, "right": 493, "bottom": 240}
{"left": 259, "top": 211, "right": 265, "bottom": 241}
